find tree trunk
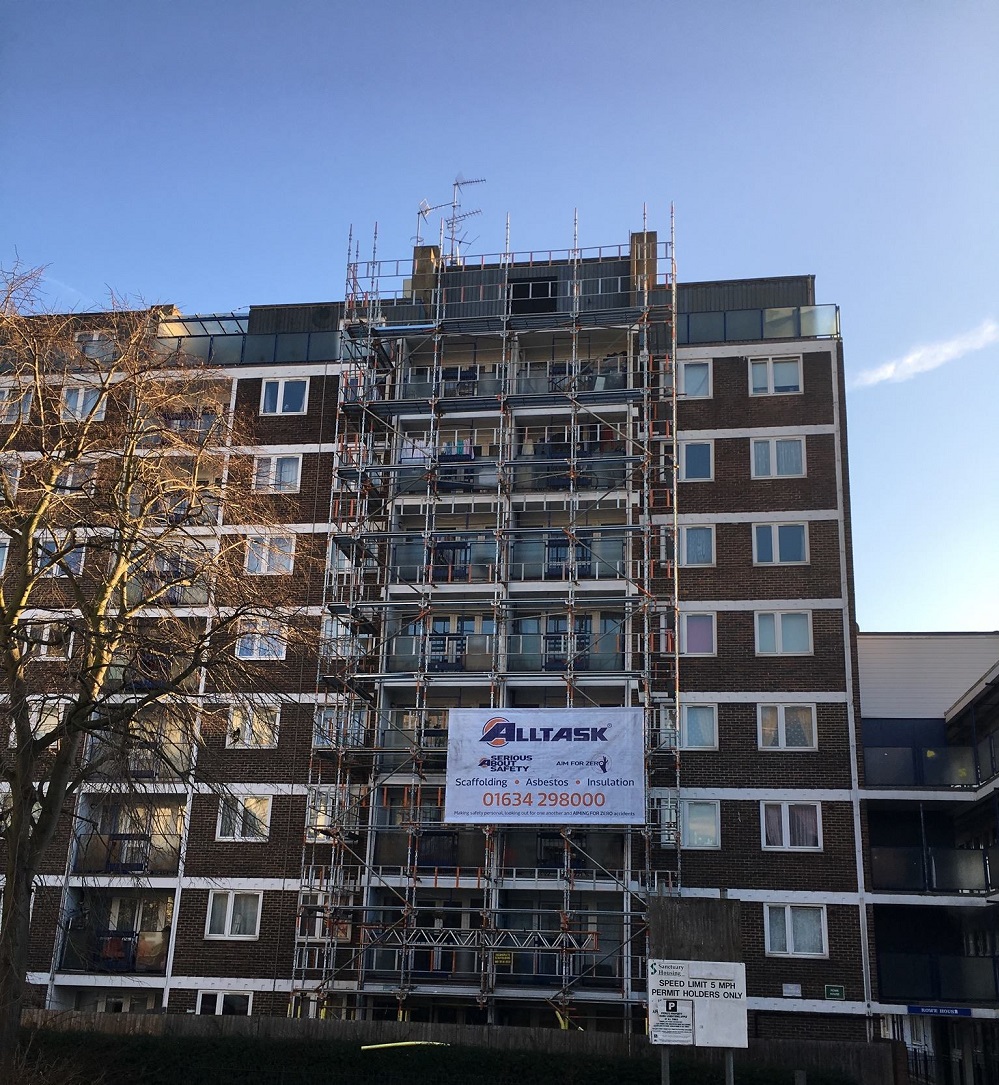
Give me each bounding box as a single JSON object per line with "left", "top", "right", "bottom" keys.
{"left": 0, "top": 857, "right": 36, "bottom": 1079}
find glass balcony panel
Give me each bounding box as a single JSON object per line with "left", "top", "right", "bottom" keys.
{"left": 242, "top": 335, "right": 276, "bottom": 365}
{"left": 930, "top": 848, "right": 987, "bottom": 892}
{"left": 688, "top": 312, "right": 725, "bottom": 344}
{"left": 724, "top": 309, "right": 763, "bottom": 341}
{"left": 274, "top": 333, "right": 308, "bottom": 362}
{"left": 878, "top": 952, "right": 935, "bottom": 1000}
{"left": 922, "top": 747, "right": 976, "bottom": 787}
{"left": 763, "top": 307, "right": 798, "bottom": 338}
{"left": 209, "top": 336, "right": 244, "bottom": 364}
{"left": 938, "top": 955, "right": 998, "bottom": 1001}
{"left": 871, "top": 846, "right": 926, "bottom": 890}
{"left": 307, "top": 331, "right": 339, "bottom": 361}
{"left": 864, "top": 747, "right": 918, "bottom": 786}
{"left": 799, "top": 304, "right": 839, "bottom": 337}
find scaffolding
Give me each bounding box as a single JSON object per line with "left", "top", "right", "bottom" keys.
{"left": 291, "top": 214, "right": 679, "bottom": 1030}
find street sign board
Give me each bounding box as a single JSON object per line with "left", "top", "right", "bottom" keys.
{"left": 648, "top": 959, "right": 748, "bottom": 1048}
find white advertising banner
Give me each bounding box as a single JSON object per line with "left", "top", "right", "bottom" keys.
{"left": 443, "top": 707, "right": 645, "bottom": 824}
{"left": 648, "top": 959, "right": 748, "bottom": 1048}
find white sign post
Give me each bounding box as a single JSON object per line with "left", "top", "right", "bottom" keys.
{"left": 648, "top": 959, "right": 748, "bottom": 1049}
{"left": 444, "top": 708, "right": 644, "bottom": 824}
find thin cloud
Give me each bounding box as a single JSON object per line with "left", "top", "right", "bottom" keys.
{"left": 853, "top": 319, "right": 999, "bottom": 389}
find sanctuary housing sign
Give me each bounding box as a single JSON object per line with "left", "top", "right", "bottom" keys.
{"left": 443, "top": 707, "right": 644, "bottom": 824}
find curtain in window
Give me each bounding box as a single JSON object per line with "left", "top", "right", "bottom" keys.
{"left": 686, "top": 615, "right": 714, "bottom": 654}
{"left": 230, "top": 893, "right": 259, "bottom": 935}
{"left": 759, "top": 705, "right": 780, "bottom": 746}
{"left": 768, "top": 907, "right": 788, "bottom": 953}
{"left": 781, "top": 613, "right": 809, "bottom": 652}
{"left": 764, "top": 804, "right": 784, "bottom": 846}
{"left": 790, "top": 907, "right": 822, "bottom": 954}
{"left": 753, "top": 441, "right": 771, "bottom": 477}
{"left": 789, "top": 804, "right": 818, "bottom": 847}
{"left": 784, "top": 707, "right": 814, "bottom": 746}
{"left": 685, "top": 706, "right": 715, "bottom": 747}
{"left": 772, "top": 360, "right": 800, "bottom": 393}
{"left": 757, "top": 613, "right": 777, "bottom": 653}
{"left": 275, "top": 457, "right": 299, "bottom": 489}
{"left": 775, "top": 439, "right": 802, "bottom": 475}
{"left": 685, "top": 528, "right": 713, "bottom": 565}
{"left": 685, "top": 363, "right": 709, "bottom": 396}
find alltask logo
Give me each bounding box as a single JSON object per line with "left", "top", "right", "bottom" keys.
{"left": 479, "top": 754, "right": 534, "bottom": 772}
{"left": 480, "top": 716, "right": 608, "bottom": 747}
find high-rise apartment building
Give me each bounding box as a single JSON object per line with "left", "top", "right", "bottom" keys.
{"left": 10, "top": 222, "right": 882, "bottom": 1042}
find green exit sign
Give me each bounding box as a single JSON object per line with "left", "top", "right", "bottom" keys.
{"left": 825, "top": 985, "right": 846, "bottom": 1001}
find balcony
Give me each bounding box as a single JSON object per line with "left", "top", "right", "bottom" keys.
{"left": 676, "top": 303, "right": 839, "bottom": 345}
{"left": 60, "top": 927, "right": 169, "bottom": 975}
{"left": 864, "top": 746, "right": 976, "bottom": 788}
{"left": 878, "top": 951, "right": 999, "bottom": 1003}
{"left": 386, "top": 634, "right": 494, "bottom": 674}
{"left": 73, "top": 831, "right": 182, "bottom": 876}
{"left": 870, "top": 845, "right": 999, "bottom": 894}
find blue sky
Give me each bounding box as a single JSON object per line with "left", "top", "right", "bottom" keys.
{"left": 2, "top": 0, "right": 996, "bottom": 632}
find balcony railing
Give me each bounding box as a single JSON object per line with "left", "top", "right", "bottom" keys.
{"left": 864, "top": 746, "right": 976, "bottom": 788}
{"left": 878, "top": 951, "right": 999, "bottom": 1002}
{"left": 870, "top": 845, "right": 999, "bottom": 894}
{"left": 73, "top": 832, "right": 181, "bottom": 876}
{"left": 384, "top": 634, "right": 625, "bottom": 674}
{"left": 60, "top": 927, "right": 169, "bottom": 974}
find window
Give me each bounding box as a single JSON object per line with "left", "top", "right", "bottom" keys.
{"left": 509, "top": 278, "right": 558, "bottom": 314}
{"left": 36, "top": 535, "right": 85, "bottom": 577}
{"left": 314, "top": 705, "right": 365, "bottom": 748}
{"left": 260, "top": 378, "right": 308, "bottom": 415}
{"left": 761, "top": 801, "right": 821, "bottom": 850}
{"left": 681, "top": 361, "right": 711, "bottom": 398}
{"left": 306, "top": 784, "right": 363, "bottom": 840}
{"left": 683, "top": 800, "right": 720, "bottom": 848}
{"left": 754, "top": 523, "right": 807, "bottom": 564}
{"left": 24, "top": 623, "right": 73, "bottom": 660}
{"left": 198, "top": 991, "right": 252, "bottom": 1015}
{"left": 756, "top": 611, "right": 812, "bottom": 655}
{"left": 217, "top": 796, "right": 271, "bottom": 840}
{"left": 245, "top": 534, "right": 295, "bottom": 575}
{"left": 750, "top": 356, "right": 802, "bottom": 395}
{"left": 679, "top": 441, "right": 713, "bottom": 481}
{"left": 31, "top": 699, "right": 70, "bottom": 739}
{"left": 680, "top": 612, "right": 715, "bottom": 656}
{"left": 205, "top": 891, "right": 261, "bottom": 938}
{"left": 751, "top": 437, "right": 805, "bottom": 478}
{"left": 235, "top": 619, "right": 287, "bottom": 661}
{"left": 0, "top": 388, "right": 31, "bottom": 424}
{"left": 681, "top": 704, "right": 717, "bottom": 749}
{"left": 252, "top": 454, "right": 301, "bottom": 493}
{"left": 0, "top": 538, "right": 7, "bottom": 575}
{"left": 765, "top": 904, "right": 827, "bottom": 957}
{"left": 680, "top": 525, "right": 714, "bottom": 566}
{"left": 61, "top": 386, "right": 106, "bottom": 422}
{"left": 228, "top": 705, "right": 279, "bottom": 748}
{"left": 1, "top": 457, "right": 20, "bottom": 502}
{"left": 758, "top": 704, "right": 816, "bottom": 749}
{"left": 54, "top": 461, "right": 97, "bottom": 497}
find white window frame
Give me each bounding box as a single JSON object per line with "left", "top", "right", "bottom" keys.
{"left": 680, "top": 704, "right": 718, "bottom": 750}
{"left": 314, "top": 704, "right": 365, "bottom": 749}
{"left": 679, "top": 524, "right": 715, "bottom": 567}
{"left": 1, "top": 458, "right": 20, "bottom": 503}
{"left": 197, "top": 991, "right": 253, "bottom": 1016}
{"left": 680, "top": 360, "right": 712, "bottom": 399}
{"left": 61, "top": 385, "right": 107, "bottom": 422}
{"left": 755, "top": 610, "right": 812, "bottom": 656}
{"left": 680, "top": 612, "right": 716, "bottom": 657}
{"left": 0, "top": 537, "right": 7, "bottom": 575}
{"left": 750, "top": 436, "right": 806, "bottom": 479}
{"left": 760, "top": 800, "right": 822, "bottom": 851}
{"left": 0, "top": 388, "right": 31, "bottom": 424}
{"left": 54, "top": 461, "right": 98, "bottom": 497}
{"left": 749, "top": 355, "right": 803, "bottom": 396}
{"left": 30, "top": 698, "right": 71, "bottom": 740}
{"left": 679, "top": 440, "right": 713, "bottom": 482}
{"left": 764, "top": 903, "right": 828, "bottom": 958}
{"left": 245, "top": 534, "right": 296, "bottom": 575}
{"left": 35, "top": 535, "right": 86, "bottom": 578}
{"left": 757, "top": 703, "right": 817, "bottom": 750}
{"left": 259, "top": 377, "right": 309, "bottom": 416}
{"left": 228, "top": 704, "right": 280, "bottom": 749}
{"left": 205, "top": 890, "right": 262, "bottom": 939}
{"left": 682, "top": 799, "right": 720, "bottom": 849}
{"left": 216, "top": 795, "right": 272, "bottom": 841}
{"left": 753, "top": 522, "right": 808, "bottom": 565}
{"left": 252, "top": 454, "right": 302, "bottom": 493}
{"left": 235, "top": 619, "right": 287, "bottom": 661}
{"left": 306, "top": 784, "right": 363, "bottom": 840}
{"left": 25, "top": 622, "right": 73, "bottom": 661}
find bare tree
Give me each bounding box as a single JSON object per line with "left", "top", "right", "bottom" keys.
{"left": 0, "top": 265, "right": 307, "bottom": 1069}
